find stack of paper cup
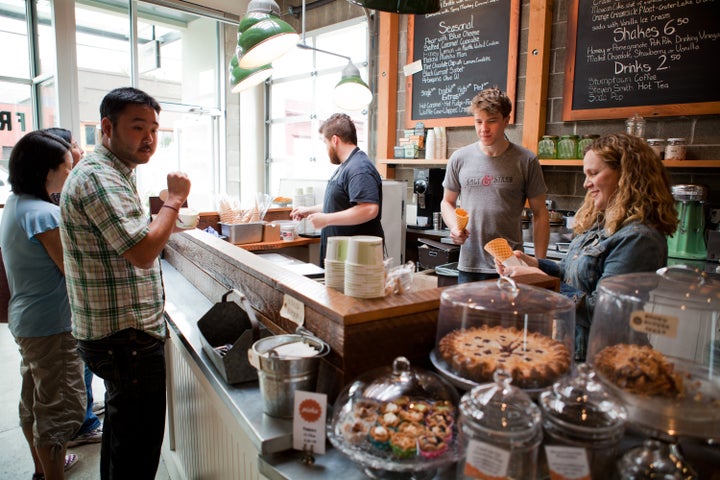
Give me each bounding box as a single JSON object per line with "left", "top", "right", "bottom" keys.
{"left": 344, "top": 236, "right": 385, "bottom": 298}
{"left": 324, "top": 236, "right": 351, "bottom": 292}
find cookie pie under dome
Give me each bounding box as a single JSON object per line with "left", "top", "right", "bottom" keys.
{"left": 587, "top": 266, "right": 720, "bottom": 439}
{"left": 431, "top": 277, "right": 576, "bottom": 393}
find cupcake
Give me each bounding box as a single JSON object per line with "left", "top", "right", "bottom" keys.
{"left": 368, "top": 425, "right": 391, "bottom": 450}
{"left": 381, "top": 401, "right": 401, "bottom": 414}
{"left": 427, "top": 411, "right": 454, "bottom": 429}
{"left": 399, "top": 408, "right": 425, "bottom": 424}
{"left": 390, "top": 431, "right": 417, "bottom": 459}
{"left": 397, "top": 420, "right": 426, "bottom": 437}
{"left": 378, "top": 411, "right": 401, "bottom": 429}
{"left": 408, "top": 400, "right": 431, "bottom": 415}
{"left": 428, "top": 421, "right": 452, "bottom": 442}
{"left": 353, "top": 400, "right": 379, "bottom": 425}
{"left": 342, "top": 420, "right": 370, "bottom": 445}
{"left": 418, "top": 433, "right": 448, "bottom": 459}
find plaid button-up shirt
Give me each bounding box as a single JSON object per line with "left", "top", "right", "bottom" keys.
{"left": 60, "top": 145, "right": 166, "bottom": 341}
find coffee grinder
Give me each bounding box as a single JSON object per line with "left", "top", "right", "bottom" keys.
{"left": 667, "top": 184, "right": 707, "bottom": 260}
{"left": 413, "top": 168, "right": 444, "bottom": 229}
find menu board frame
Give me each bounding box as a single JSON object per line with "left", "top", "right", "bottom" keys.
{"left": 563, "top": 0, "right": 720, "bottom": 121}
{"left": 405, "top": 0, "right": 520, "bottom": 128}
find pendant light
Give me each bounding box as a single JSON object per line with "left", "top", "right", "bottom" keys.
{"left": 229, "top": 55, "right": 273, "bottom": 93}
{"left": 296, "top": 43, "right": 373, "bottom": 111}
{"left": 333, "top": 62, "right": 373, "bottom": 111}
{"left": 236, "top": 0, "right": 299, "bottom": 69}
{"left": 347, "top": 0, "right": 440, "bottom": 14}
{"left": 296, "top": 0, "right": 373, "bottom": 110}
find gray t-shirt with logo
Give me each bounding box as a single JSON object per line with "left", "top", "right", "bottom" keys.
{"left": 443, "top": 142, "right": 547, "bottom": 273}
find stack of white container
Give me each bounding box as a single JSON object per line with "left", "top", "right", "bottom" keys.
{"left": 325, "top": 235, "right": 385, "bottom": 298}
{"left": 292, "top": 187, "right": 316, "bottom": 235}
{"left": 344, "top": 236, "right": 385, "bottom": 298}
{"left": 324, "top": 236, "right": 350, "bottom": 292}
{"left": 425, "top": 126, "right": 447, "bottom": 160}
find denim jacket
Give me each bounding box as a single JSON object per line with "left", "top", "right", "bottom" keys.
{"left": 538, "top": 220, "right": 668, "bottom": 360}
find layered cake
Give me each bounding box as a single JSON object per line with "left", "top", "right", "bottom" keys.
{"left": 438, "top": 325, "right": 571, "bottom": 388}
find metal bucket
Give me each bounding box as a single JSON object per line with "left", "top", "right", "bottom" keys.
{"left": 250, "top": 329, "right": 329, "bottom": 418}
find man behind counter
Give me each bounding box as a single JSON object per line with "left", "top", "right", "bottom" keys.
{"left": 291, "top": 113, "right": 384, "bottom": 264}
{"left": 441, "top": 87, "right": 550, "bottom": 283}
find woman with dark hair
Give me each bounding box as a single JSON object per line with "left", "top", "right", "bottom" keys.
{"left": 0, "top": 130, "right": 85, "bottom": 480}
{"left": 42, "top": 128, "right": 104, "bottom": 447}
{"left": 498, "top": 132, "right": 679, "bottom": 361}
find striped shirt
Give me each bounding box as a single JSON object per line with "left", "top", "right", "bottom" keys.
{"left": 59, "top": 145, "right": 166, "bottom": 341}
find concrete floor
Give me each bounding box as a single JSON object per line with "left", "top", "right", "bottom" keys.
{"left": 0, "top": 324, "right": 171, "bottom": 480}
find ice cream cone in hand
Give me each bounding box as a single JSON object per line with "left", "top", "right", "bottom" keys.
{"left": 455, "top": 208, "right": 469, "bottom": 231}
{"left": 484, "top": 238, "right": 526, "bottom": 267}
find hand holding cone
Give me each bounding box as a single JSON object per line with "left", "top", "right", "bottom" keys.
{"left": 455, "top": 208, "right": 469, "bottom": 231}
{"left": 484, "top": 237, "right": 513, "bottom": 262}
{"left": 484, "top": 237, "right": 527, "bottom": 267}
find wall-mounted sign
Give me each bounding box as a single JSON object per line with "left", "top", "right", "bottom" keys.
{"left": 405, "top": 0, "right": 520, "bottom": 128}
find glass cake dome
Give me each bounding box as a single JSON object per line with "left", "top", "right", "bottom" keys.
{"left": 586, "top": 266, "right": 720, "bottom": 439}
{"left": 431, "top": 277, "right": 576, "bottom": 393}
{"left": 327, "top": 356, "right": 461, "bottom": 479}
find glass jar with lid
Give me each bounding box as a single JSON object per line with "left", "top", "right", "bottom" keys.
{"left": 665, "top": 138, "right": 687, "bottom": 160}
{"left": 557, "top": 135, "right": 579, "bottom": 159}
{"left": 537, "top": 135, "right": 558, "bottom": 159}
{"left": 458, "top": 370, "right": 543, "bottom": 479}
{"left": 577, "top": 134, "right": 599, "bottom": 158}
{"left": 538, "top": 363, "right": 627, "bottom": 479}
{"left": 646, "top": 138, "right": 666, "bottom": 160}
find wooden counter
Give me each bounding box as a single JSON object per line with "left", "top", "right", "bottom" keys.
{"left": 165, "top": 230, "right": 443, "bottom": 401}
{"left": 165, "top": 230, "right": 560, "bottom": 402}
{"left": 238, "top": 236, "right": 319, "bottom": 251}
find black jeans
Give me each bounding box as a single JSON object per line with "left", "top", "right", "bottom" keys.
{"left": 78, "top": 329, "right": 166, "bottom": 480}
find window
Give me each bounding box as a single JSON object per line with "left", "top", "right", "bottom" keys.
{"left": 72, "top": 0, "right": 223, "bottom": 211}
{"left": 266, "top": 17, "right": 369, "bottom": 201}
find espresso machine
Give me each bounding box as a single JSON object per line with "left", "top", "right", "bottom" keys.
{"left": 667, "top": 184, "right": 707, "bottom": 260}
{"left": 413, "top": 168, "right": 444, "bottom": 229}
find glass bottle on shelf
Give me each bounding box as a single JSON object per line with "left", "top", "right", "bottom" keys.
{"left": 577, "top": 134, "right": 599, "bottom": 158}
{"left": 646, "top": 138, "right": 666, "bottom": 160}
{"left": 625, "top": 113, "right": 646, "bottom": 138}
{"left": 538, "top": 135, "right": 558, "bottom": 159}
{"left": 557, "top": 135, "right": 579, "bottom": 159}
{"left": 665, "top": 138, "right": 687, "bottom": 161}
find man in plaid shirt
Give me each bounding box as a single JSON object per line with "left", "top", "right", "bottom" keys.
{"left": 60, "top": 87, "right": 190, "bottom": 480}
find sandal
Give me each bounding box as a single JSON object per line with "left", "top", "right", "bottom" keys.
{"left": 64, "top": 453, "right": 79, "bottom": 471}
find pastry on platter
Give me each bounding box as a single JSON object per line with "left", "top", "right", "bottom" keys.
{"left": 438, "top": 325, "right": 570, "bottom": 388}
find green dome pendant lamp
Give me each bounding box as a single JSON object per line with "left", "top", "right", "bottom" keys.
{"left": 236, "top": 0, "right": 300, "bottom": 69}
{"left": 229, "top": 54, "right": 273, "bottom": 93}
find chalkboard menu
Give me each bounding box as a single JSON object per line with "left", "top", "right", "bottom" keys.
{"left": 564, "top": 0, "right": 720, "bottom": 120}
{"left": 406, "top": 0, "right": 520, "bottom": 127}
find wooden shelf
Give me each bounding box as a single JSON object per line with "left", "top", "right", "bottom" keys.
{"left": 378, "top": 159, "right": 720, "bottom": 168}
{"left": 378, "top": 158, "right": 448, "bottom": 166}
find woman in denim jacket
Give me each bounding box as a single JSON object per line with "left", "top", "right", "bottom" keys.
{"left": 499, "top": 133, "right": 678, "bottom": 360}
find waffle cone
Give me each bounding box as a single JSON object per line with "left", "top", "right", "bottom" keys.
{"left": 455, "top": 208, "right": 469, "bottom": 231}
{"left": 484, "top": 237, "right": 513, "bottom": 262}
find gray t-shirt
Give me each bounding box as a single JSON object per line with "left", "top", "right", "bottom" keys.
{"left": 443, "top": 142, "right": 547, "bottom": 273}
